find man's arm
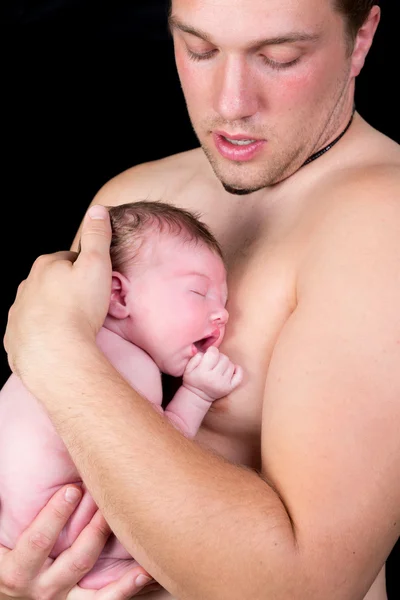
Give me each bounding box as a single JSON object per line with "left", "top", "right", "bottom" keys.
{"left": 4, "top": 194, "right": 400, "bottom": 600}
{"left": 259, "top": 184, "right": 400, "bottom": 597}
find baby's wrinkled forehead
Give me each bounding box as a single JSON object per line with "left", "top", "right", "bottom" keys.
{"left": 142, "top": 227, "right": 224, "bottom": 266}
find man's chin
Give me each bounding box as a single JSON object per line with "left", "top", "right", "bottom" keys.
{"left": 202, "top": 143, "right": 295, "bottom": 192}
{"left": 221, "top": 182, "right": 262, "bottom": 195}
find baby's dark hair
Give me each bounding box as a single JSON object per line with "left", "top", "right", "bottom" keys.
{"left": 107, "top": 200, "right": 223, "bottom": 274}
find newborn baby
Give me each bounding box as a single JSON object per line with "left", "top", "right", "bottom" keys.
{"left": 0, "top": 201, "right": 242, "bottom": 589}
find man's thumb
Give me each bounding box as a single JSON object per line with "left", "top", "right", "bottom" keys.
{"left": 80, "top": 205, "right": 112, "bottom": 256}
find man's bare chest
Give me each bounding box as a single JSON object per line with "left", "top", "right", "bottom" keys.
{"left": 199, "top": 232, "right": 297, "bottom": 469}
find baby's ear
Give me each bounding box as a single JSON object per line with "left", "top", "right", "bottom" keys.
{"left": 108, "top": 272, "right": 130, "bottom": 319}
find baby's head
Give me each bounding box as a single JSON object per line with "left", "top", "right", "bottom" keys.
{"left": 104, "top": 200, "right": 229, "bottom": 376}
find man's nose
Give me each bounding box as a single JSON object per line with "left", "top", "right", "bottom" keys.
{"left": 214, "top": 56, "right": 260, "bottom": 122}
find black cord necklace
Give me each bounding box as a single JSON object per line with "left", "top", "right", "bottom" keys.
{"left": 302, "top": 109, "right": 355, "bottom": 167}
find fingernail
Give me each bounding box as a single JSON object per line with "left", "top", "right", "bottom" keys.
{"left": 88, "top": 205, "right": 107, "bottom": 220}
{"left": 135, "top": 574, "right": 153, "bottom": 587}
{"left": 65, "top": 487, "right": 82, "bottom": 503}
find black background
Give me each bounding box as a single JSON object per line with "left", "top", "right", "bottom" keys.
{"left": 2, "top": 1, "right": 399, "bottom": 594}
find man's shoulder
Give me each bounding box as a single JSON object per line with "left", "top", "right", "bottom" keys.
{"left": 93, "top": 147, "right": 207, "bottom": 207}
{"left": 291, "top": 122, "right": 400, "bottom": 281}
{"left": 320, "top": 159, "right": 400, "bottom": 218}
{"left": 298, "top": 158, "right": 400, "bottom": 284}
{"left": 305, "top": 117, "right": 400, "bottom": 225}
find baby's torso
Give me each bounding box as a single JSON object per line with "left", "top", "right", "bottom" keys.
{"left": 0, "top": 329, "right": 163, "bottom": 555}
{"left": 0, "top": 373, "right": 81, "bottom": 549}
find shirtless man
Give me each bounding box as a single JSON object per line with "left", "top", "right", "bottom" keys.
{"left": 2, "top": 1, "right": 400, "bottom": 599}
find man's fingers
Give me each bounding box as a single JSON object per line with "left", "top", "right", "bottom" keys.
{"left": 79, "top": 205, "right": 112, "bottom": 258}
{"left": 76, "top": 205, "right": 113, "bottom": 296}
{"left": 31, "top": 251, "right": 79, "bottom": 270}
{"left": 14, "top": 279, "right": 26, "bottom": 298}
{"left": 3, "top": 485, "right": 82, "bottom": 585}
{"left": 94, "top": 567, "right": 156, "bottom": 600}
{"left": 45, "top": 509, "right": 112, "bottom": 593}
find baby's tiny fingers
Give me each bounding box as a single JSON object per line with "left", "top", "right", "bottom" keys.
{"left": 202, "top": 346, "right": 220, "bottom": 369}
{"left": 231, "top": 366, "right": 243, "bottom": 389}
{"left": 222, "top": 362, "right": 235, "bottom": 379}
{"left": 213, "top": 353, "right": 230, "bottom": 375}
{"left": 184, "top": 352, "right": 204, "bottom": 374}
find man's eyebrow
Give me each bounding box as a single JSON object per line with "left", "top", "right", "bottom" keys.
{"left": 168, "top": 15, "right": 213, "bottom": 42}
{"left": 168, "top": 15, "right": 320, "bottom": 48}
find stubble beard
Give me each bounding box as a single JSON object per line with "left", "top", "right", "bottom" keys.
{"left": 199, "top": 135, "right": 309, "bottom": 195}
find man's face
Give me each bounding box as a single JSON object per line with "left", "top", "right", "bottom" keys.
{"left": 170, "top": 0, "right": 357, "bottom": 192}
{"left": 125, "top": 234, "right": 229, "bottom": 377}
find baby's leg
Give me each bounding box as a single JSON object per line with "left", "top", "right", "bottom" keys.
{"left": 78, "top": 557, "right": 142, "bottom": 589}
{"left": 0, "top": 374, "right": 134, "bottom": 587}
{"left": 77, "top": 531, "right": 138, "bottom": 589}
{"left": 0, "top": 373, "right": 88, "bottom": 553}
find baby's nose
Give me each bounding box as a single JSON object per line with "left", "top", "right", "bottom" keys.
{"left": 211, "top": 307, "right": 229, "bottom": 325}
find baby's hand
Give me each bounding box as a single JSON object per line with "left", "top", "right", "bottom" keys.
{"left": 183, "top": 346, "right": 243, "bottom": 402}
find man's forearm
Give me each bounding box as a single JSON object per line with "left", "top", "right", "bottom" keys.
{"left": 24, "top": 343, "right": 301, "bottom": 600}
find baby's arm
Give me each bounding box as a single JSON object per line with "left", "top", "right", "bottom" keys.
{"left": 165, "top": 346, "right": 243, "bottom": 438}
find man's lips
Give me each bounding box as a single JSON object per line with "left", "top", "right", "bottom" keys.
{"left": 215, "top": 130, "right": 263, "bottom": 141}
{"left": 213, "top": 131, "right": 266, "bottom": 162}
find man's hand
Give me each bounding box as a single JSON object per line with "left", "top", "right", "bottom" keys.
{"left": 4, "top": 205, "right": 113, "bottom": 380}
{"left": 0, "top": 485, "right": 154, "bottom": 600}
{"left": 183, "top": 346, "right": 243, "bottom": 402}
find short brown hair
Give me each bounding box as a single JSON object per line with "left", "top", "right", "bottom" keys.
{"left": 107, "top": 200, "right": 223, "bottom": 274}
{"left": 333, "top": 1, "right": 380, "bottom": 46}
{"left": 168, "top": 1, "right": 379, "bottom": 51}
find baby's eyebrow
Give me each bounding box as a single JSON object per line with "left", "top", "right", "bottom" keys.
{"left": 182, "top": 271, "right": 210, "bottom": 279}
{"left": 181, "top": 271, "right": 228, "bottom": 304}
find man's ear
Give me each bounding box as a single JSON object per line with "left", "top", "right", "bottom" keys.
{"left": 108, "top": 272, "right": 130, "bottom": 319}
{"left": 350, "top": 6, "right": 380, "bottom": 77}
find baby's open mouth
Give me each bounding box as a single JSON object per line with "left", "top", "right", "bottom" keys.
{"left": 193, "top": 333, "right": 219, "bottom": 352}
